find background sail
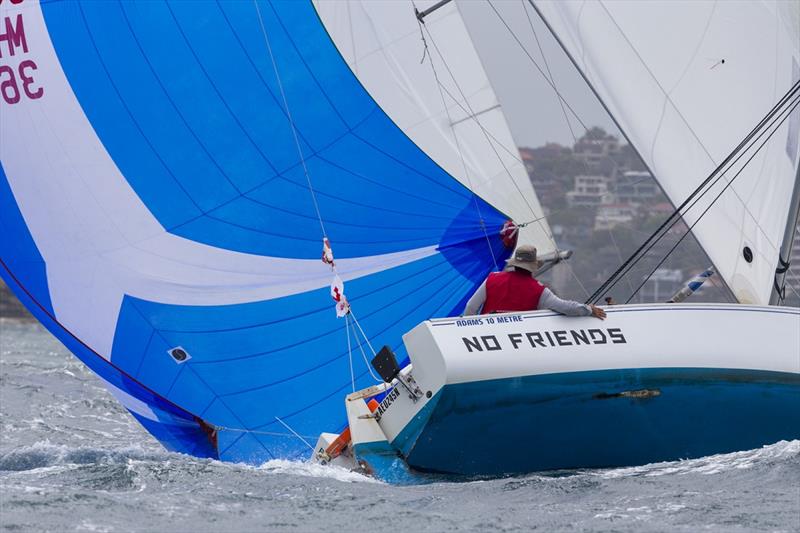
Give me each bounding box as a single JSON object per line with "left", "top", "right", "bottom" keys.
{"left": 534, "top": 0, "right": 800, "bottom": 304}
{"left": 0, "top": 0, "right": 517, "bottom": 461}
{"left": 314, "top": 0, "right": 555, "bottom": 254}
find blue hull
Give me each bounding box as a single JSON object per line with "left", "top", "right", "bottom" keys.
{"left": 397, "top": 368, "right": 800, "bottom": 477}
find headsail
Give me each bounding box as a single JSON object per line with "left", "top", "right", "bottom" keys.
{"left": 313, "top": 0, "right": 555, "bottom": 254}
{"left": 533, "top": 0, "right": 800, "bottom": 304}
{"left": 0, "top": 0, "right": 520, "bottom": 461}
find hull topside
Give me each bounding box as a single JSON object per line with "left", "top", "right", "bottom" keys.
{"left": 400, "top": 367, "right": 800, "bottom": 476}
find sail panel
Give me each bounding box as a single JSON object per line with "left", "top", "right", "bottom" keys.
{"left": 0, "top": 0, "right": 512, "bottom": 461}
{"left": 314, "top": 0, "right": 556, "bottom": 253}
{"left": 534, "top": 0, "right": 800, "bottom": 304}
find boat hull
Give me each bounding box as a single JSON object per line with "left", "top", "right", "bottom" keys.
{"left": 402, "top": 367, "right": 799, "bottom": 476}
{"left": 363, "top": 303, "right": 800, "bottom": 479}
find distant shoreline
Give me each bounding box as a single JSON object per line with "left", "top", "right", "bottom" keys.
{"left": 0, "top": 281, "right": 34, "bottom": 321}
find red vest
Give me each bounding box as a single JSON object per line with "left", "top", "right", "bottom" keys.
{"left": 483, "top": 270, "right": 545, "bottom": 314}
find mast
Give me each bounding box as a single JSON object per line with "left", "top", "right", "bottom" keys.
{"left": 770, "top": 161, "right": 800, "bottom": 305}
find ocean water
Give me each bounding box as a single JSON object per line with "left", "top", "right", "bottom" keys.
{"left": 1, "top": 318, "right": 798, "bottom": 533}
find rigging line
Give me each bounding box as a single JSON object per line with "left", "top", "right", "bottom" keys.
{"left": 421, "top": 16, "right": 540, "bottom": 223}
{"left": 521, "top": 0, "right": 578, "bottom": 142}
{"left": 211, "top": 425, "right": 317, "bottom": 439}
{"left": 349, "top": 312, "right": 382, "bottom": 383}
{"left": 614, "top": 89, "right": 800, "bottom": 301}
{"left": 346, "top": 313, "right": 355, "bottom": 392}
{"left": 487, "top": 1, "right": 589, "bottom": 132}
{"left": 587, "top": 80, "right": 800, "bottom": 303}
{"left": 519, "top": 0, "right": 627, "bottom": 299}
{"left": 253, "top": 0, "right": 327, "bottom": 239}
{"left": 274, "top": 416, "right": 315, "bottom": 451}
{"left": 348, "top": 307, "right": 378, "bottom": 356}
{"left": 600, "top": 90, "right": 800, "bottom": 303}
{"left": 414, "top": 9, "right": 499, "bottom": 271}
{"left": 411, "top": 1, "right": 430, "bottom": 63}
{"left": 419, "top": 17, "right": 557, "bottom": 260}
{"left": 623, "top": 94, "right": 800, "bottom": 304}
{"left": 629, "top": 97, "right": 800, "bottom": 303}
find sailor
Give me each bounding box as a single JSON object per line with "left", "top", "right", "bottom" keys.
{"left": 463, "top": 245, "right": 606, "bottom": 319}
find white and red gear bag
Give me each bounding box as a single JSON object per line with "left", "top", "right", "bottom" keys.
{"left": 500, "top": 220, "right": 519, "bottom": 249}
{"left": 330, "top": 274, "right": 350, "bottom": 317}
{"left": 322, "top": 237, "right": 335, "bottom": 267}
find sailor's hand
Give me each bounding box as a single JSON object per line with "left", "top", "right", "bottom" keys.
{"left": 590, "top": 305, "right": 606, "bottom": 320}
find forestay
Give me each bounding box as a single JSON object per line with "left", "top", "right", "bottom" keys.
{"left": 534, "top": 0, "right": 800, "bottom": 304}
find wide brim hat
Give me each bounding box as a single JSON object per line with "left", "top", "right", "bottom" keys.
{"left": 505, "top": 245, "right": 542, "bottom": 273}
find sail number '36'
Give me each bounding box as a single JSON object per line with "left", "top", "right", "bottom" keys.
{"left": 0, "top": 0, "right": 44, "bottom": 104}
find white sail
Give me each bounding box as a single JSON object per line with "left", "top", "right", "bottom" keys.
{"left": 534, "top": 0, "right": 800, "bottom": 304}
{"left": 314, "top": 0, "right": 556, "bottom": 254}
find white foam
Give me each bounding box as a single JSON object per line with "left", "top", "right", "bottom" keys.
{"left": 255, "top": 459, "right": 379, "bottom": 484}
{"left": 595, "top": 440, "right": 800, "bottom": 479}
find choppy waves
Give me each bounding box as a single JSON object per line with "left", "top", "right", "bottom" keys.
{"left": 2, "top": 319, "right": 799, "bottom": 532}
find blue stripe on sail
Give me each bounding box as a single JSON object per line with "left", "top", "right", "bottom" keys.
{"left": 108, "top": 250, "right": 489, "bottom": 460}
{"left": 0, "top": 253, "right": 218, "bottom": 459}
{"left": 41, "top": 0, "right": 505, "bottom": 259}
{"left": 0, "top": 163, "right": 53, "bottom": 315}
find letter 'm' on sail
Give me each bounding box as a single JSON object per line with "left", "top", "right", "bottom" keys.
{"left": 534, "top": 0, "right": 800, "bottom": 304}
{"left": 314, "top": 0, "right": 555, "bottom": 253}
{"left": 0, "top": 0, "right": 532, "bottom": 461}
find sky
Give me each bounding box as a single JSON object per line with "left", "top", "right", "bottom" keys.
{"left": 457, "top": 0, "right": 620, "bottom": 148}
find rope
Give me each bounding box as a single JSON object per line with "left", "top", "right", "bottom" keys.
{"left": 212, "top": 425, "right": 317, "bottom": 439}
{"left": 349, "top": 312, "right": 382, "bottom": 383}
{"left": 349, "top": 308, "right": 383, "bottom": 382}
{"left": 345, "top": 313, "right": 355, "bottom": 392}
{"left": 487, "top": 1, "right": 591, "bottom": 133}
{"left": 253, "top": 0, "right": 328, "bottom": 239}
{"left": 274, "top": 416, "right": 315, "bottom": 451}
{"left": 520, "top": 0, "right": 579, "bottom": 142}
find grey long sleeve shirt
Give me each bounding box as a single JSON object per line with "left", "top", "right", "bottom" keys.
{"left": 463, "top": 280, "right": 591, "bottom": 317}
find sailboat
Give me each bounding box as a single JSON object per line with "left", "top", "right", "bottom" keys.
{"left": 0, "top": 0, "right": 797, "bottom": 480}
{"left": 314, "top": 0, "right": 800, "bottom": 480}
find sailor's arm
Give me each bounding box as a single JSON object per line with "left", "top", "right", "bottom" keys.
{"left": 463, "top": 280, "right": 487, "bottom": 316}
{"left": 539, "top": 288, "right": 606, "bottom": 319}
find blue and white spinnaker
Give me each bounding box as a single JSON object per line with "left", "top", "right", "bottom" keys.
{"left": 0, "top": 0, "right": 550, "bottom": 462}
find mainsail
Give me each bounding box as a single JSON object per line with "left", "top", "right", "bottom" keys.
{"left": 0, "top": 0, "right": 532, "bottom": 461}
{"left": 533, "top": 0, "right": 800, "bottom": 305}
